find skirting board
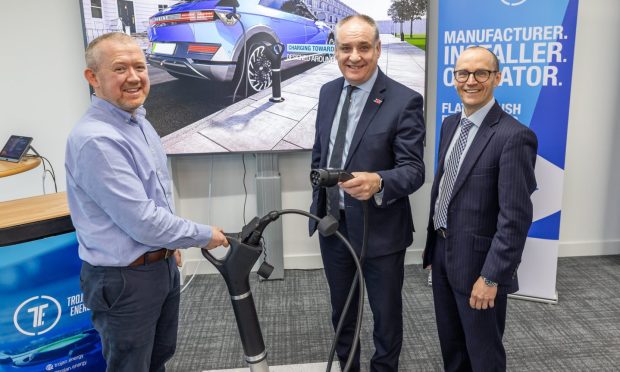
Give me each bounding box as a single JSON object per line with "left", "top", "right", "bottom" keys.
{"left": 181, "top": 248, "right": 424, "bottom": 277}
{"left": 559, "top": 239, "right": 620, "bottom": 257}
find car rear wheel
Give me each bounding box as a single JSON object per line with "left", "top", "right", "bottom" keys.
{"left": 246, "top": 43, "right": 273, "bottom": 94}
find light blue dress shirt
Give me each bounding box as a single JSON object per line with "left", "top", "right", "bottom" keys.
{"left": 434, "top": 98, "right": 496, "bottom": 226}
{"left": 65, "top": 96, "right": 212, "bottom": 266}
{"left": 327, "top": 67, "right": 379, "bottom": 208}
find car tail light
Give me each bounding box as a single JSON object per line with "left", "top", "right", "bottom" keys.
{"left": 187, "top": 44, "right": 220, "bottom": 54}
{"left": 149, "top": 10, "right": 215, "bottom": 26}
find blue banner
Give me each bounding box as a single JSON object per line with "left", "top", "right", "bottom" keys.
{"left": 436, "top": 0, "right": 579, "bottom": 300}
{"left": 0, "top": 233, "right": 105, "bottom": 371}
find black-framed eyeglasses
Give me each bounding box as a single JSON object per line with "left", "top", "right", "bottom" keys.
{"left": 453, "top": 69, "right": 498, "bottom": 83}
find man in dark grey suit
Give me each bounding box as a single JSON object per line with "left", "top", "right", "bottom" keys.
{"left": 423, "top": 46, "right": 538, "bottom": 372}
{"left": 310, "top": 15, "right": 425, "bottom": 371}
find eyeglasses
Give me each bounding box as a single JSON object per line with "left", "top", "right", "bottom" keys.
{"left": 453, "top": 69, "right": 498, "bottom": 83}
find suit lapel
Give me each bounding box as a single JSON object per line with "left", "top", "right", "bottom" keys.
{"left": 344, "top": 69, "right": 387, "bottom": 169}
{"left": 320, "top": 78, "right": 345, "bottom": 166}
{"left": 437, "top": 115, "right": 460, "bottom": 176}
{"left": 449, "top": 102, "right": 502, "bottom": 201}
{"left": 431, "top": 114, "right": 460, "bottom": 202}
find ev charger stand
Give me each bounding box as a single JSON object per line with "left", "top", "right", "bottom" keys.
{"left": 202, "top": 170, "right": 368, "bottom": 372}
{"left": 202, "top": 234, "right": 271, "bottom": 371}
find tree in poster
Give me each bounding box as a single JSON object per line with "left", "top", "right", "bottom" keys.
{"left": 389, "top": 0, "right": 427, "bottom": 37}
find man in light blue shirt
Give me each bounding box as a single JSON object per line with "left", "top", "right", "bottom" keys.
{"left": 65, "top": 32, "right": 228, "bottom": 372}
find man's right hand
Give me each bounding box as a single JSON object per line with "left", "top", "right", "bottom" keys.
{"left": 204, "top": 226, "right": 229, "bottom": 249}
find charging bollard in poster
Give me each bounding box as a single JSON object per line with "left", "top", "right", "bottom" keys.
{"left": 0, "top": 233, "right": 106, "bottom": 372}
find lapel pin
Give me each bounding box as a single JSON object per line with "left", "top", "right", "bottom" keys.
{"left": 373, "top": 98, "right": 383, "bottom": 105}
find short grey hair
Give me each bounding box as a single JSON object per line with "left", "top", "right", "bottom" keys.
{"left": 85, "top": 32, "right": 138, "bottom": 71}
{"left": 335, "top": 15, "right": 380, "bottom": 44}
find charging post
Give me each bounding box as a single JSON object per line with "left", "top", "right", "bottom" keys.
{"left": 263, "top": 42, "right": 285, "bottom": 103}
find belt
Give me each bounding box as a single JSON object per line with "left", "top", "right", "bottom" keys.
{"left": 436, "top": 228, "right": 448, "bottom": 239}
{"left": 129, "top": 248, "right": 175, "bottom": 267}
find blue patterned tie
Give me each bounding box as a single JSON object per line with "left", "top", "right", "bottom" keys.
{"left": 433, "top": 117, "right": 474, "bottom": 229}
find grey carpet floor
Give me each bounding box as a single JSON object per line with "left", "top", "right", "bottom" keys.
{"left": 168, "top": 255, "right": 620, "bottom": 371}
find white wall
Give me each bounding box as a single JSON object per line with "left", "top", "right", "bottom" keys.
{"left": 1, "top": 1, "right": 618, "bottom": 275}
{"left": 558, "top": 1, "right": 620, "bottom": 256}
{"left": 0, "top": 1, "right": 90, "bottom": 202}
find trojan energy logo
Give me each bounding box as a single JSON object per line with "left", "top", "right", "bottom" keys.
{"left": 13, "top": 295, "right": 62, "bottom": 336}
{"left": 501, "top": 0, "right": 527, "bottom": 5}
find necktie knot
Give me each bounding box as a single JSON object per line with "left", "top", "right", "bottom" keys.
{"left": 346, "top": 85, "right": 357, "bottom": 100}
{"left": 461, "top": 117, "right": 474, "bottom": 132}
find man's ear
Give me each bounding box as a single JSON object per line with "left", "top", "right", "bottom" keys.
{"left": 84, "top": 68, "right": 99, "bottom": 89}
{"left": 493, "top": 71, "right": 501, "bottom": 87}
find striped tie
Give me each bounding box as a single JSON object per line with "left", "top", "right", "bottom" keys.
{"left": 433, "top": 117, "right": 474, "bottom": 230}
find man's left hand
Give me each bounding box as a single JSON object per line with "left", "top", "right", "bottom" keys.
{"left": 174, "top": 250, "right": 182, "bottom": 267}
{"left": 469, "top": 276, "right": 497, "bottom": 310}
{"left": 340, "top": 172, "right": 381, "bottom": 200}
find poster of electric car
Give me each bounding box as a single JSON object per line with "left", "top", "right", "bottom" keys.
{"left": 79, "top": 0, "right": 427, "bottom": 153}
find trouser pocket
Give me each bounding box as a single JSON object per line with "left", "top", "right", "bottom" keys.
{"left": 80, "top": 262, "right": 126, "bottom": 312}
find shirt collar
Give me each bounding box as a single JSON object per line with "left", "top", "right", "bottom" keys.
{"left": 343, "top": 66, "right": 379, "bottom": 93}
{"left": 461, "top": 98, "right": 495, "bottom": 128}
{"left": 91, "top": 95, "right": 147, "bottom": 125}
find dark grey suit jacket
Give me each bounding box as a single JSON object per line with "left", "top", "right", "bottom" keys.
{"left": 309, "top": 68, "right": 425, "bottom": 258}
{"left": 423, "top": 101, "right": 538, "bottom": 294}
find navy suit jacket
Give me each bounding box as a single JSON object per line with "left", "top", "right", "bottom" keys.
{"left": 309, "top": 68, "right": 425, "bottom": 258}
{"left": 423, "top": 101, "right": 538, "bottom": 294}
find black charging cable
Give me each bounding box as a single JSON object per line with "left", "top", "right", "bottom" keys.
{"left": 28, "top": 145, "right": 58, "bottom": 193}
{"left": 310, "top": 168, "right": 370, "bottom": 372}
{"left": 326, "top": 201, "right": 368, "bottom": 372}
{"left": 231, "top": 14, "right": 248, "bottom": 102}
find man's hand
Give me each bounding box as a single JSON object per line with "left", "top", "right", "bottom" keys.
{"left": 204, "top": 226, "right": 229, "bottom": 250}
{"left": 469, "top": 276, "right": 497, "bottom": 310}
{"left": 340, "top": 172, "right": 382, "bottom": 200}
{"left": 174, "top": 250, "right": 182, "bottom": 267}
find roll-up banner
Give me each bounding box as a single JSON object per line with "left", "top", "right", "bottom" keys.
{"left": 436, "top": 0, "right": 579, "bottom": 302}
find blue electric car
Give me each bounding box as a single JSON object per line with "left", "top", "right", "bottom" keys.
{"left": 146, "top": 0, "right": 333, "bottom": 93}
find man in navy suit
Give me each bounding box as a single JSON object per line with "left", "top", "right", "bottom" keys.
{"left": 309, "top": 15, "right": 425, "bottom": 371}
{"left": 423, "top": 46, "right": 538, "bottom": 372}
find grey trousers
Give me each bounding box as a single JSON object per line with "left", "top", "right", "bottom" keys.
{"left": 81, "top": 256, "right": 180, "bottom": 372}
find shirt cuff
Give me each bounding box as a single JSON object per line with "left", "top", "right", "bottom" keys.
{"left": 196, "top": 223, "right": 213, "bottom": 248}
{"left": 374, "top": 189, "right": 384, "bottom": 206}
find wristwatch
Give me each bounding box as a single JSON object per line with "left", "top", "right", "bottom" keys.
{"left": 482, "top": 276, "right": 498, "bottom": 287}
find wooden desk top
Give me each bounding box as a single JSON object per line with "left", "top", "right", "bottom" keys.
{"left": 0, "top": 157, "right": 41, "bottom": 177}
{"left": 0, "top": 192, "right": 69, "bottom": 229}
